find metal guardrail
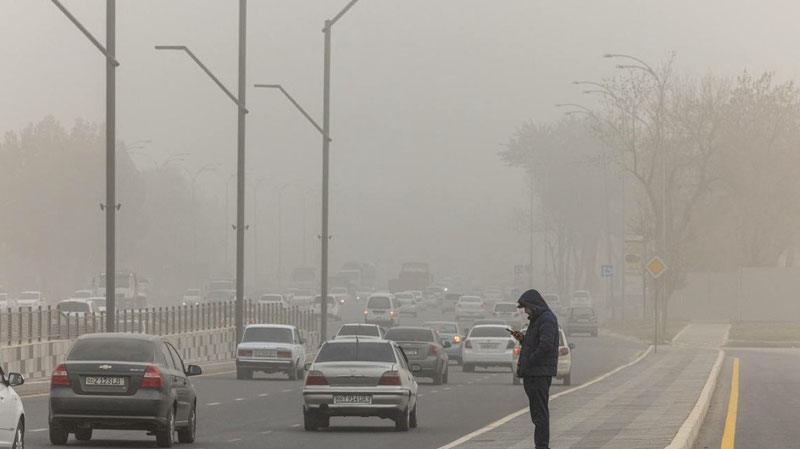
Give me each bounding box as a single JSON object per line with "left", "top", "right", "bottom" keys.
{"left": 0, "top": 300, "right": 317, "bottom": 346}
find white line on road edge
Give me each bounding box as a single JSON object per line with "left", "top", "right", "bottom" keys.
{"left": 663, "top": 350, "right": 725, "bottom": 449}
{"left": 436, "top": 345, "right": 654, "bottom": 449}
{"left": 30, "top": 428, "right": 46, "bottom": 432}
{"left": 670, "top": 323, "right": 692, "bottom": 343}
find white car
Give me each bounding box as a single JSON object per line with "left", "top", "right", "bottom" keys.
{"left": 236, "top": 324, "right": 307, "bottom": 380}
{"left": 455, "top": 296, "right": 486, "bottom": 320}
{"left": 571, "top": 290, "right": 592, "bottom": 308}
{"left": 259, "top": 294, "right": 290, "bottom": 308}
{"left": 511, "top": 327, "right": 574, "bottom": 385}
{"left": 313, "top": 295, "right": 342, "bottom": 321}
{"left": 0, "top": 367, "right": 25, "bottom": 447}
{"left": 16, "top": 291, "right": 44, "bottom": 308}
{"left": 182, "top": 289, "right": 202, "bottom": 306}
{"left": 70, "top": 290, "right": 94, "bottom": 300}
{"left": 395, "top": 292, "right": 419, "bottom": 317}
{"left": 492, "top": 302, "right": 523, "bottom": 325}
{"left": 56, "top": 299, "right": 96, "bottom": 318}
{"left": 462, "top": 325, "right": 516, "bottom": 373}
{"left": 364, "top": 294, "right": 399, "bottom": 327}
{"left": 333, "top": 323, "right": 385, "bottom": 339}
{"left": 86, "top": 297, "right": 107, "bottom": 313}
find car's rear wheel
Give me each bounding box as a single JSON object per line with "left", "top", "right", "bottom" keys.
{"left": 442, "top": 366, "right": 449, "bottom": 384}
{"left": 48, "top": 423, "right": 68, "bottom": 445}
{"left": 74, "top": 428, "right": 92, "bottom": 441}
{"left": 463, "top": 363, "right": 474, "bottom": 373}
{"left": 177, "top": 404, "right": 196, "bottom": 443}
{"left": 12, "top": 418, "right": 23, "bottom": 449}
{"left": 563, "top": 373, "right": 571, "bottom": 386}
{"left": 395, "top": 407, "right": 410, "bottom": 432}
{"left": 409, "top": 405, "right": 418, "bottom": 428}
{"left": 303, "top": 408, "right": 319, "bottom": 431}
{"left": 288, "top": 363, "right": 298, "bottom": 380}
{"left": 156, "top": 408, "right": 175, "bottom": 447}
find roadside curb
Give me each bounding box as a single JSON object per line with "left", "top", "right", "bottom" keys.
{"left": 663, "top": 349, "right": 725, "bottom": 449}
{"left": 725, "top": 339, "right": 800, "bottom": 348}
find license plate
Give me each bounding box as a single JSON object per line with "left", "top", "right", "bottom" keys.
{"left": 481, "top": 343, "right": 499, "bottom": 349}
{"left": 255, "top": 349, "right": 277, "bottom": 357}
{"left": 333, "top": 394, "right": 372, "bottom": 404}
{"left": 404, "top": 349, "right": 418, "bottom": 356}
{"left": 85, "top": 376, "right": 125, "bottom": 386}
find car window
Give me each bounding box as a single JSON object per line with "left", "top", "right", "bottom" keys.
{"left": 167, "top": 343, "right": 185, "bottom": 373}
{"left": 68, "top": 338, "right": 155, "bottom": 362}
{"left": 469, "top": 327, "right": 508, "bottom": 338}
{"left": 162, "top": 343, "right": 178, "bottom": 370}
{"left": 315, "top": 342, "right": 396, "bottom": 363}
{"left": 242, "top": 327, "right": 293, "bottom": 343}
{"left": 294, "top": 329, "right": 301, "bottom": 344}
{"left": 337, "top": 325, "right": 380, "bottom": 337}
{"left": 393, "top": 346, "right": 409, "bottom": 369}
{"left": 384, "top": 328, "right": 435, "bottom": 342}
{"left": 367, "top": 297, "right": 391, "bottom": 309}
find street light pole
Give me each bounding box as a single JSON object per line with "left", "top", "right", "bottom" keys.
{"left": 52, "top": 0, "right": 119, "bottom": 332}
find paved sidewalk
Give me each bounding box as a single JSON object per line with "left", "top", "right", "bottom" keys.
{"left": 451, "top": 324, "right": 727, "bottom": 449}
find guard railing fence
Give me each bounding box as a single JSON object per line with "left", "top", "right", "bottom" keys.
{"left": 0, "top": 300, "right": 317, "bottom": 346}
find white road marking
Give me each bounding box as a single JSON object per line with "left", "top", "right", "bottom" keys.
{"left": 261, "top": 430, "right": 273, "bottom": 434}
{"left": 444, "top": 387, "right": 452, "bottom": 390}
{"left": 30, "top": 428, "right": 47, "bottom": 432}
{"left": 259, "top": 393, "right": 270, "bottom": 397}
{"left": 227, "top": 438, "right": 242, "bottom": 442}
{"left": 282, "top": 389, "right": 294, "bottom": 393}
{"left": 235, "top": 398, "right": 245, "bottom": 401}
{"left": 206, "top": 402, "right": 221, "bottom": 406}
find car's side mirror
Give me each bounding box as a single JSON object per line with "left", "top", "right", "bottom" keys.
{"left": 185, "top": 365, "right": 202, "bottom": 376}
{"left": 304, "top": 363, "right": 313, "bottom": 371}
{"left": 443, "top": 341, "right": 452, "bottom": 348}
{"left": 411, "top": 364, "right": 422, "bottom": 373}
{"left": 568, "top": 343, "right": 576, "bottom": 350}
{"left": 7, "top": 372, "right": 24, "bottom": 387}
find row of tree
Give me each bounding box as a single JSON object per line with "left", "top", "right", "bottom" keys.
{"left": 502, "top": 57, "right": 800, "bottom": 330}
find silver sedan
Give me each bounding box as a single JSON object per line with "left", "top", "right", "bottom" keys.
{"left": 302, "top": 339, "right": 420, "bottom": 431}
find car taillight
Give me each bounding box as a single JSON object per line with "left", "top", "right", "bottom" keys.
{"left": 390, "top": 310, "right": 395, "bottom": 316}
{"left": 506, "top": 340, "right": 516, "bottom": 349}
{"left": 277, "top": 350, "right": 292, "bottom": 358}
{"left": 305, "top": 370, "right": 328, "bottom": 386}
{"left": 559, "top": 347, "right": 570, "bottom": 357}
{"left": 140, "top": 365, "right": 164, "bottom": 388}
{"left": 453, "top": 335, "right": 461, "bottom": 343}
{"left": 378, "top": 371, "right": 402, "bottom": 386}
{"left": 428, "top": 345, "right": 438, "bottom": 356}
{"left": 363, "top": 310, "right": 369, "bottom": 315}
{"left": 513, "top": 346, "right": 521, "bottom": 355}
{"left": 464, "top": 339, "right": 472, "bottom": 349}
{"left": 51, "top": 363, "right": 70, "bottom": 386}
{"left": 238, "top": 348, "right": 253, "bottom": 357}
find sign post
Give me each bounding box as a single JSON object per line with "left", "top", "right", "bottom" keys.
{"left": 645, "top": 256, "right": 668, "bottom": 352}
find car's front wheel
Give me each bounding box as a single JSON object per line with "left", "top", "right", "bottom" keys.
{"left": 12, "top": 418, "right": 23, "bottom": 449}
{"left": 48, "top": 423, "right": 68, "bottom": 445}
{"left": 156, "top": 408, "right": 175, "bottom": 447}
{"left": 177, "top": 404, "right": 196, "bottom": 443}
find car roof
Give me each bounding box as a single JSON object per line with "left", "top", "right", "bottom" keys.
{"left": 471, "top": 324, "right": 507, "bottom": 329}
{"left": 245, "top": 324, "right": 296, "bottom": 330}
{"left": 339, "top": 323, "right": 380, "bottom": 328}
{"left": 58, "top": 298, "right": 91, "bottom": 304}
{"left": 77, "top": 332, "right": 160, "bottom": 342}
{"left": 385, "top": 326, "right": 432, "bottom": 332}
{"left": 323, "top": 338, "right": 390, "bottom": 345}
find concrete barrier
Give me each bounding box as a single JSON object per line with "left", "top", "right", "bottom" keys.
{"left": 0, "top": 339, "right": 71, "bottom": 380}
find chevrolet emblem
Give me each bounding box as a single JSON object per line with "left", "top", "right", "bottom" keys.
{"left": 99, "top": 365, "right": 112, "bottom": 370}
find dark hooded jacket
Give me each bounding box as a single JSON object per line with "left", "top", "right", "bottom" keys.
{"left": 517, "top": 289, "right": 559, "bottom": 378}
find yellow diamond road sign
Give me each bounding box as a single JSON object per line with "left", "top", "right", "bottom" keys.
{"left": 646, "top": 256, "right": 667, "bottom": 279}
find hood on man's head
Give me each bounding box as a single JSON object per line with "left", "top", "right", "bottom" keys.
{"left": 516, "top": 289, "right": 549, "bottom": 311}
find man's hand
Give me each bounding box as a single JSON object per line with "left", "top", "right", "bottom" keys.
{"left": 510, "top": 330, "right": 524, "bottom": 342}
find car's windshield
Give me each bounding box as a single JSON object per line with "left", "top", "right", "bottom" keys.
{"left": 367, "top": 297, "right": 391, "bottom": 308}
{"left": 494, "top": 303, "right": 517, "bottom": 312}
{"left": 571, "top": 307, "right": 595, "bottom": 318}
{"left": 242, "top": 327, "right": 293, "bottom": 343}
{"left": 426, "top": 322, "right": 458, "bottom": 334}
{"left": 470, "top": 327, "right": 508, "bottom": 338}
{"left": 57, "top": 301, "right": 90, "bottom": 312}
{"left": 384, "top": 328, "right": 434, "bottom": 342}
{"left": 315, "top": 342, "right": 396, "bottom": 363}
{"left": 337, "top": 325, "right": 380, "bottom": 337}
{"left": 68, "top": 338, "right": 154, "bottom": 362}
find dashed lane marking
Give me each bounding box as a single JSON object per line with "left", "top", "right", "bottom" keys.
{"left": 261, "top": 430, "right": 273, "bottom": 434}
{"left": 291, "top": 424, "right": 301, "bottom": 428}
{"left": 206, "top": 402, "right": 221, "bottom": 406}
{"left": 282, "top": 389, "right": 294, "bottom": 393}
{"left": 259, "top": 393, "right": 270, "bottom": 397}
{"left": 227, "top": 438, "right": 242, "bottom": 442}
{"left": 235, "top": 398, "right": 245, "bottom": 401}
{"left": 30, "top": 428, "right": 46, "bottom": 432}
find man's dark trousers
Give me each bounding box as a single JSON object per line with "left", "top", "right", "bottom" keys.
{"left": 523, "top": 376, "right": 551, "bottom": 449}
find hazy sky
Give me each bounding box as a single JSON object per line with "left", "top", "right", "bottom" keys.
{"left": 3, "top": 0, "right": 800, "bottom": 284}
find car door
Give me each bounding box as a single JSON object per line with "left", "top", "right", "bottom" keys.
{"left": 166, "top": 343, "right": 192, "bottom": 421}
{"left": 0, "top": 368, "right": 14, "bottom": 446}
{"left": 160, "top": 343, "right": 185, "bottom": 420}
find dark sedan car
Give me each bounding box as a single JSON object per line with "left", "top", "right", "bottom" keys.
{"left": 565, "top": 306, "right": 598, "bottom": 336}
{"left": 49, "top": 333, "right": 202, "bottom": 447}
{"left": 384, "top": 327, "right": 450, "bottom": 385}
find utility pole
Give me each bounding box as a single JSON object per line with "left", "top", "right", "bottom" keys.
{"left": 235, "top": 0, "right": 247, "bottom": 345}
{"left": 529, "top": 171, "right": 535, "bottom": 288}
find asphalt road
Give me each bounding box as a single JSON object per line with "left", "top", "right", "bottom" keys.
{"left": 22, "top": 299, "right": 645, "bottom": 448}
{"left": 694, "top": 348, "right": 800, "bottom": 449}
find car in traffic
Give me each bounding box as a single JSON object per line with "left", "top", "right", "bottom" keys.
{"left": 570, "top": 290, "right": 593, "bottom": 308}
{"left": 258, "top": 293, "right": 290, "bottom": 308}
{"left": 16, "top": 291, "right": 44, "bottom": 308}
{"left": 364, "top": 294, "right": 399, "bottom": 327}
{"left": 181, "top": 289, "right": 201, "bottom": 306}
{"left": 565, "top": 306, "right": 598, "bottom": 336}
{"left": 423, "top": 321, "right": 464, "bottom": 364}
{"left": 455, "top": 296, "right": 486, "bottom": 320}
{"left": 302, "top": 339, "right": 419, "bottom": 431}
{"left": 312, "top": 295, "right": 343, "bottom": 321}
{"left": 441, "top": 292, "right": 461, "bottom": 313}
{"left": 49, "top": 333, "right": 202, "bottom": 447}
{"left": 56, "top": 299, "right": 96, "bottom": 318}
{"left": 394, "top": 292, "right": 419, "bottom": 317}
{"left": 511, "top": 327, "right": 574, "bottom": 385}
{"left": 384, "top": 327, "right": 450, "bottom": 384}
{"left": 87, "top": 297, "right": 107, "bottom": 313}
{"left": 492, "top": 302, "right": 522, "bottom": 324}
{"left": 236, "top": 324, "right": 307, "bottom": 380}
{"left": 461, "top": 324, "right": 517, "bottom": 373}
{"left": 0, "top": 366, "right": 25, "bottom": 448}
{"left": 333, "top": 323, "right": 385, "bottom": 339}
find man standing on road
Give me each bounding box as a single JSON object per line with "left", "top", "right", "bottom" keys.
{"left": 510, "top": 289, "right": 559, "bottom": 449}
